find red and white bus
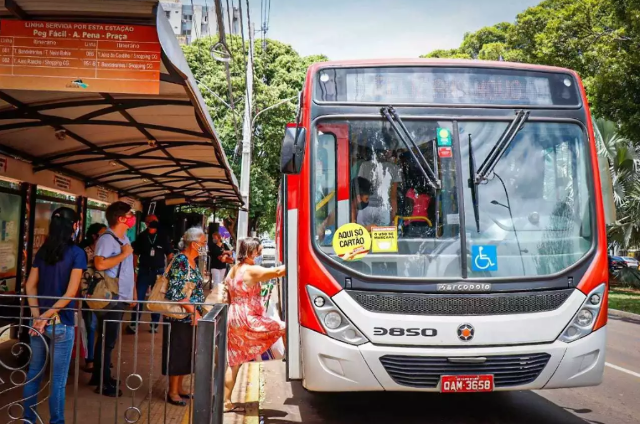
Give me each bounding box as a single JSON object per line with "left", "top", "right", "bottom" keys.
{"left": 276, "top": 59, "right": 609, "bottom": 393}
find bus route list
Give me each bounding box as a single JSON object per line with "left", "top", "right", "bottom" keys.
{"left": 0, "top": 20, "right": 161, "bottom": 95}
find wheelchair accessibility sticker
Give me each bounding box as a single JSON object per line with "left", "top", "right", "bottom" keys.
{"left": 471, "top": 245, "right": 498, "bottom": 272}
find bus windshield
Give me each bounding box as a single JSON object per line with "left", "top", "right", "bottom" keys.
{"left": 313, "top": 119, "right": 593, "bottom": 280}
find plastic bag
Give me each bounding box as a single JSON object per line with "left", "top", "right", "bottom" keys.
{"left": 251, "top": 282, "right": 285, "bottom": 362}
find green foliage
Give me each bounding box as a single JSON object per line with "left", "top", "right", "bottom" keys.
{"left": 460, "top": 23, "right": 511, "bottom": 58}
{"left": 594, "top": 118, "right": 640, "bottom": 249}
{"left": 420, "top": 49, "right": 471, "bottom": 59}
{"left": 182, "top": 36, "right": 326, "bottom": 233}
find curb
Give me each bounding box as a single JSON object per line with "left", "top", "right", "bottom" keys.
{"left": 609, "top": 308, "right": 640, "bottom": 322}
{"left": 243, "top": 363, "right": 261, "bottom": 424}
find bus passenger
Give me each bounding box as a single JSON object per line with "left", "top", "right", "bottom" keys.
{"left": 358, "top": 134, "right": 402, "bottom": 226}
{"left": 23, "top": 207, "right": 87, "bottom": 423}
{"left": 317, "top": 176, "right": 373, "bottom": 243}
{"left": 224, "top": 238, "right": 286, "bottom": 413}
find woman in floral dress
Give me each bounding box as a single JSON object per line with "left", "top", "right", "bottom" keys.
{"left": 224, "top": 238, "right": 286, "bottom": 412}
{"left": 162, "top": 227, "right": 206, "bottom": 407}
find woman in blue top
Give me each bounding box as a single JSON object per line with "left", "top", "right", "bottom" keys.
{"left": 23, "top": 207, "right": 87, "bottom": 424}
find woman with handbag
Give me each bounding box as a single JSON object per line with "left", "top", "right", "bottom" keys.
{"left": 223, "top": 238, "right": 286, "bottom": 413}
{"left": 162, "top": 227, "right": 206, "bottom": 407}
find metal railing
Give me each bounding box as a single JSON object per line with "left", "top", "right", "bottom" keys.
{"left": 0, "top": 294, "right": 228, "bottom": 424}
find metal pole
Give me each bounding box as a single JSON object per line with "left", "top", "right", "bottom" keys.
{"left": 236, "top": 23, "right": 254, "bottom": 246}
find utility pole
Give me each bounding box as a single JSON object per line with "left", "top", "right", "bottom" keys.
{"left": 236, "top": 22, "right": 254, "bottom": 244}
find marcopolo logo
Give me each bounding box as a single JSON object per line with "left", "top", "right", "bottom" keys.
{"left": 437, "top": 283, "right": 491, "bottom": 292}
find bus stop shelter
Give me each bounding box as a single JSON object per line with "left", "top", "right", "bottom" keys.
{"left": 0, "top": 0, "right": 241, "bottom": 296}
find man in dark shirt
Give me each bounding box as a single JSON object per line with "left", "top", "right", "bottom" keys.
{"left": 208, "top": 232, "right": 232, "bottom": 290}
{"left": 128, "top": 215, "right": 172, "bottom": 334}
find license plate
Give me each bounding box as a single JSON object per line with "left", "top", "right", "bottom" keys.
{"left": 440, "top": 374, "right": 494, "bottom": 393}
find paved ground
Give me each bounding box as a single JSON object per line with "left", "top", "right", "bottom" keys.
{"left": 256, "top": 314, "right": 640, "bottom": 424}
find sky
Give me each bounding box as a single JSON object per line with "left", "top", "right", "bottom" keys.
{"left": 182, "top": 0, "right": 542, "bottom": 60}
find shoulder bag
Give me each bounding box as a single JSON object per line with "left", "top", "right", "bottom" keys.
{"left": 85, "top": 232, "right": 123, "bottom": 310}
{"left": 147, "top": 255, "right": 195, "bottom": 320}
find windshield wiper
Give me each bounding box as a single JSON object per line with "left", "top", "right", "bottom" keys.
{"left": 474, "top": 109, "right": 530, "bottom": 184}
{"left": 380, "top": 107, "right": 441, "bottom": 190}
{"left": 468, "top": 134, "right": 480, "bottom": 232}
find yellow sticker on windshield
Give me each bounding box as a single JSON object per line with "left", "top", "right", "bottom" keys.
{"left": 333, "top": 223, "right": 371, "bottom": 261}
{"left": 371, "top": 226, "right": 398, "bottom": 253}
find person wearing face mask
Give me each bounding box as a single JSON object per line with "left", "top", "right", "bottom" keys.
{"left": 128, "top": 215, "right": 173, "bottom": 335}
{"left": 253, "top": 238, "right": 264, "bottom": 265}
{"left": 23, "top": 207, "right": 87, "bottom": 424}
{"left": 209, "top": 232, "right": 232, "bottom": 289}
{"left": 224, "top": 238, "right": 286, "bottom": 413}
{"left": 316, "top": 177, "right": 373, "bottom": 244}
{"left": 90, "top": 201, "right": 137, "bottom": 397}
{"left": 352, "top": 176, "right": 374, "bottom": 229}
{"left": 162, "top": 227, "right": 206, "bottom": 406}
{"left": 358, "top": 132, "right": 402, "bottom": 226}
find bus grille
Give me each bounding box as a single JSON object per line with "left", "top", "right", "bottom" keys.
{"left": 347, "top": 289, "right": 573, "bottom": 316}
{"left": 380, "top": 353, "right": 551, "bottom": 389}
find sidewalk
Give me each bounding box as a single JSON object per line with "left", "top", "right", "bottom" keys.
{"left": 0, "top": 319, "right": 245, "bottom": 424}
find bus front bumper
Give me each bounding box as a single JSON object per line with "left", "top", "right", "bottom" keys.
{"left": 300, "top": 326, "right": 606, "bottom": 392}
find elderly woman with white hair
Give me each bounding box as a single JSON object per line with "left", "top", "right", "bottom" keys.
{"left": 162, "top": 226, "right": 206, "bottom": 406}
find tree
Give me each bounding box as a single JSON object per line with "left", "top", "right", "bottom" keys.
{"left": 594, "top": 118, "right": 640, "bottom": 249}
{"left": 182, "top": 36, "right": 326, "bottom": 234}
{"left": 420, "top": 49, "right": 471, "bottom": 59}
{"left": 460, "top": 23, "right": 512, "bottom": 58}
{"left": 592, "top": 0, "right": 640, "bottom": 141}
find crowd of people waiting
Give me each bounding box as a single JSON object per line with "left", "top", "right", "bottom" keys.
{"left": 22, "top": 200, "right": 285, "bottom": 422}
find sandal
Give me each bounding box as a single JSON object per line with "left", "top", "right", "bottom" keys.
{"left": 166, "top": 394, "right": 187, "bottom": 407}
{"left": 179, "top": 393, "right": 193, "bottom": 399}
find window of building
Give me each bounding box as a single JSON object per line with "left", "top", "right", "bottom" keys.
{"left": 0, "top": 181, "right": 21, "bottom": 294}
{"left": 165, "top": 11, "right": 171, "bottom": 19}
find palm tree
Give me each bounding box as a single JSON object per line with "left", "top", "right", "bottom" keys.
{"left": 594, "top": 118, "right": 640, "bottom": 250}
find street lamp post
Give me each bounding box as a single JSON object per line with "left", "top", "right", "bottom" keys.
{"left": 196, "top": 33, "right": 296, "bottom": 244}
{"left": 251, "top": 96, "right": 297, "bottom": 128}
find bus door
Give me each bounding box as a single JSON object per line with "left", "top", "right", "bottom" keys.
{"left": 281, "top": 122, "right": 350, "bottom": 380}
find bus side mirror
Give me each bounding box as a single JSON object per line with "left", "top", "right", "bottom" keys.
{"left": 280, "top": 125, "right": 306, "bottom": 175}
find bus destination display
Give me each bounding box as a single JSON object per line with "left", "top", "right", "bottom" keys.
{"left": 0, "top": 20, "right": 161, "bottom": 95}
{"left": 315, "top": 67, "right": 580, "bottom": 106}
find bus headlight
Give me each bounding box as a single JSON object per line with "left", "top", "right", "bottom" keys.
{"left": 307, "top": 285, "right": 368, "bottom": 346}
{"left": 324, "top": 312, "right": 342, "bottom": 329}
{"left": 558, "top": 283, "right": 606, "bottom": 343}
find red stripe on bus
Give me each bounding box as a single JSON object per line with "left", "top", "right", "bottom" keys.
{"left": 572, "top": 71, "right": 608, "bottom": 331}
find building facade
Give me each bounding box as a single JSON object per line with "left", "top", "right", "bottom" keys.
{"left": 160, "top": 0, "right": 216, "bottom": 45}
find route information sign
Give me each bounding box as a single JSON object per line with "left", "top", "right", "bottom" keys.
{"left": 0, "top": 20, "right": 161, "bottom": 94}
